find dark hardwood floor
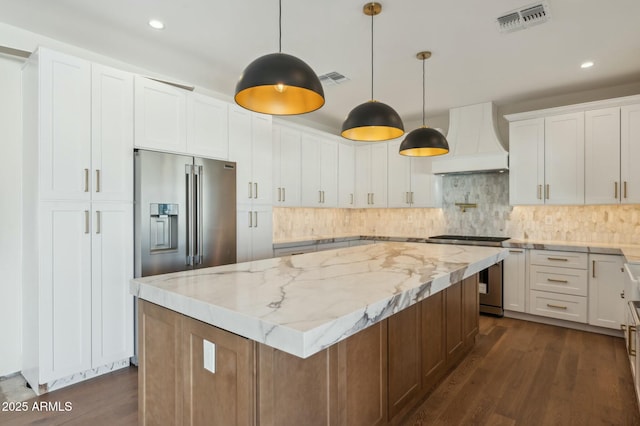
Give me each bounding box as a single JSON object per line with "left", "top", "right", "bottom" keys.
{"left": 1, "top": 316, "right": 638, "bottom": 426}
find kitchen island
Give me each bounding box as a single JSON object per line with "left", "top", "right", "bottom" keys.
{"left": 131, "top": 242, "right": 507, "bottom": 425}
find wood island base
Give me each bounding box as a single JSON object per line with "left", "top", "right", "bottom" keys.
{"left": 138, "top": 274, "right": 479, "bottom": 426}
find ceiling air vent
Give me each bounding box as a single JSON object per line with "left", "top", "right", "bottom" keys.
{"left": 497, "top": 2, "right": 550, "bottom": 33}
{"left": 318, "top": 71, "right": 349, "bottom": 87}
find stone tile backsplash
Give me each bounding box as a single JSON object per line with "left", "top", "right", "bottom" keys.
{"left": 273, "top": 173, "right": 640, "bottom": 244}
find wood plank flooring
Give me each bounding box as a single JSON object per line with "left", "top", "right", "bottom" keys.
{"left": 1, "top": 316, "right": 638, "bottom": 426}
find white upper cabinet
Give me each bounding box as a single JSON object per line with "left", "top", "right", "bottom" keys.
{"left": 338, "top": 143, "right": 355, "bottom": 208}
{"left": 585, "top": 107, "right": 621, "bottom": 204}
{"left": 91, "top": 64, "right": 134, "bottom": 202}
{"left": 509, "top": 118, "right": 545, "bottom": 205}
{"left": 621, "top": 104, "right": 640, "bottom": 203}
{"left": 507, "top": 95, "right": 640, "bottom": 206}
{"left": 301, "top": 135, "right": 338, "bottom": 207}
{"left": 387, "top": 139, "right": 442, "bottom": 208}
{"left": 544, "top": 112, "right": 585, "bottom": 205}
{"left": 272, "top": 125, "right": 301, "bottom": 206}
{"left": 355, "top": 144, "right": 387, "bottom": 208}
{"left": 134, "top": 76, "right": 187, "bottom": 153}
{"left": 187, "top": 93, "right": 229, "bottom": 160}
{"left": 38, "top": 49, "right": 92, "bottom": 201}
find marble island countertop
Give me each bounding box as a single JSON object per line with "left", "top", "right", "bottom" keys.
{"left": 130, "top": 242, "right": 507, "bottom": 359}
{"left": 273, "top": 235, "right": 640, "bottom": 264}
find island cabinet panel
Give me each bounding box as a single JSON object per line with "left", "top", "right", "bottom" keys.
{"left": 446, "top": 281, "right": 465, "bottom": 363}
{"left": 335, "top": 321, "right": 388, "bottom": 426}
{"left": 257, "top": 344, "right": 339, "bottom": 426}
{"left": 138, "top": 300, "right": 184, "bottom": 426}
{"left": 182, "top": 316, "right": 254, "bottom": 426}
{"left": 421, "top": 290, "right": 447, "bottom": 392}
{"left": 463, "top": 274, "right": 480, "bottom": 344}
{"left": 388, "top": 303, "right": 422, "bottom": 420}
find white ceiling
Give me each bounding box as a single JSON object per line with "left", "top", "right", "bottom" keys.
{"left": 2, "top": 0, "right": 640, "bottom": 132}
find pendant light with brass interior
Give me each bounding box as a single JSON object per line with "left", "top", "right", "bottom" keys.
{"left": 234, "top": 0, "right": 325, "bottom": 115}
{"left": 399, "top": 51, "right": 449, "bottom": 156}
{"left": 341, "top": 2, "right": 404, "bottom": 141}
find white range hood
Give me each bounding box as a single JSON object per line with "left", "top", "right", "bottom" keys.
{"left": 432, "top": 102, "right": 508, "bottom": 175}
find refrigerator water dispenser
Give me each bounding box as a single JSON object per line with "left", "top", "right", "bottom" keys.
{"left": 149, "top": 203, "right": 178, "bottom": 253}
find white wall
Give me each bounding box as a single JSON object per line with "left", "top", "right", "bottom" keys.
{"left": 0, "top": 54, "right": 23, "bottom": 376}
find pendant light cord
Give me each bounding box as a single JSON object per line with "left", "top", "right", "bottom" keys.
{"left": 422, "top": 57, "right": 426, "bottom": 126}
{"left": 370, "top": 10, "right": 374, "bottom": 100}
{"left": 278, "top": 0, "right": 282, "bottom": 53}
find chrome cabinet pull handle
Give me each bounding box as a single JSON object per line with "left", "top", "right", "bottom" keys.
{"left": 509, "top": 249, "right": 523, "bottom": 253}
{"left": 248, "top": 182, "right": 253, "bottom": 199}
{"left": 254, "top": 182, "right": 258, "bottom": 199}
{"left": 547, "top": 278, "right": 568, "bottom": 283}
{"left": 278, "top": 187, "right": 281, "bottom": 202}
{"left": 547, "top": 257, "right": 568, "bottom": 261}
{"left": 254, "top": 211, "right": 258, "bottom": 227}
{"left": 537, "top": 184, "right": 542, "bottom": 200}
{"left": 84, "top": 210, "right": 90, "bottom": 234}
{"left": 84, "top": 168, "right": 89, "bottom": 192}
{"left": 592, "top": 260, "right": 596, "bottom": 278}
{"left": 95, "top": 169, "right": 101, "bottom": 193}
{"left": 546, "top": 184, "right": 550, "bottom": 200}
{"left": 283, "top": 187, "right": 285, "bottom": 202}
{"left": 615, "top": 181, "right": 618, "bottom": 199}
{"left": 248, "top": 211, "right": 253, "bottom": 228}
{"left": 96, "top": 211, "right": 101, "bottom": 234}
{"left": 630, "top": 326, "right": 637, "bottom": 356}
{"left": 371, "top": 193, "right": 374, "bottom": 205}
{"left": 624, "top": 181, "right": 628, "bottom": 199}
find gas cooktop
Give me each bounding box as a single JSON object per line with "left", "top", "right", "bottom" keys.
{"left": 427, "top": 235, "right": 510, "bottom": 247}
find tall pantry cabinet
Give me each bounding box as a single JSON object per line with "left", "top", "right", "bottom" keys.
{"left": 22, "top": 48, "right": 134, "bottom": 394}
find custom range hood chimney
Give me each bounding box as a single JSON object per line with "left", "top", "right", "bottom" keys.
{"left": 431, "top": 102, "right": 508, "bottom": 175}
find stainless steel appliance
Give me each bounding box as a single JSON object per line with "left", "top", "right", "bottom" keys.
{"left": 427, "top": 235, "right": 509, "bottom": 316}
{"left": 134, "top": 149, "right": 237, "bottom": 277}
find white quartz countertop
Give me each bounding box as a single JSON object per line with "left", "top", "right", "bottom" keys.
{"left": 130, "top": 242, "right": 508, "bottom": 359}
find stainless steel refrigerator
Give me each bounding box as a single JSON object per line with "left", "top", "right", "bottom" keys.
{"left": 134, "top": 149, "right": 237, "bottom": 276}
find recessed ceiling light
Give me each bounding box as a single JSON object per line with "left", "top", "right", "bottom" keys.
{"left": 148, "top": 19, "right": 165, "bottom": 30}
{"left": 581, "top": 61, "right": 594, "bottom": 69}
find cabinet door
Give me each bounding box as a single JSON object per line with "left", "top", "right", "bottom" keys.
{"left": 274, "top": 126, "right": 301, "bottom": 206}
{"left": 338, "top": 143, "right": 355, "bottom": 208}
{"left": 182, "top": 316, "right": 254, "bottom": 426}
{"left": 91, "top": 202, "right": 133, "bottom": 367}
{"left": 387, "top": 303, "right": 421, "bottom": 420}
{"left": 370, "top": 144, "right": 388, "bottom": 207}
{"left": 91, "top": 64, "right": 134, "bottom": 202}
{"left": 354, "top": 146, "right": 371, "bottom": 208}
{"left": 588, "top": 254, "right": 625, "bottom": 329}
{"left": 445, "top": 281, "right": 464, "bottom": 365}
{"left": 251, "top": 205, "right": 273, "bottom": 261}
{"left": 503, "top": 249, "right": 526, "bottom": 312}
{"left": 187, "top": 93, "right": 229, "bottom": 160}
{"left": 40, "top": 202, "right": 92, "bottom": 383}
{"left": 300, "top": 134, "right": 322, "bottom": 206}
{"left": 39, "top": 49, "right": 91, "bottom": 201}
{"left": 251, "top": 113, "right": 273, "bottom": 205}
{"left": 319, "top": 139, "right": 338, "bottom": 207}
{"left": 387, "top": 139, "right": 411, "bottom": 208}
{"left": 134, "top": 76, "right": 187, "bottom": 153}
{"left": 545, "top": 112, "right": 585, "bottom": 204}
{"left": 228, "top": 106, "right": 253, "bottom": 207}
{"left": 509, "top": 118, "right": 544, "bottom": 205}
{"left": 236, "top": 207, "right": 253, "bottom": 263}
{"left": 411, "top": 158, "right": 442, "bottom": 208}
{"left": 585, "top": 107, "right": 620, "bottom": 204}
{"left": 462, "top": 274, "right": 479, "bottom": 345}
{"left": 421, "top": 291, "right": 446, "bottom": 392}
{"left": 621, "top": 104, "right": 640, "bottom": 203}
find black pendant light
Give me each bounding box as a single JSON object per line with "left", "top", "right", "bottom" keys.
{"left": 341, "top": 3, "right": 404, "bottom": 141}
{"left": 399, "top": 51, "right": 449, "bottom": 156}
{"left": 235, "top": 0, "right": 325, "bottom": 115}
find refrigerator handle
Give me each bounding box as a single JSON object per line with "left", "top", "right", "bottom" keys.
{"left": 186, "top": 164, "right": 194, "bottom": 266}
{"left": 196, "top": 165, "right": 203, "bottom": 264}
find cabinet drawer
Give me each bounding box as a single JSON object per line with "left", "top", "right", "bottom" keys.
{"left": 529, "top": 265, "right": 588, "bottom": 296}
{"left": 529, "top": 250, "right": 588, "bottom": 269}
{"left": 529, "top": 290, "right": 587, "bottom": 323}
{"left": 273, "top": 245, "right": 316, "bottom": 257}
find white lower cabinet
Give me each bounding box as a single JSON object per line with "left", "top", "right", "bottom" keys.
{"left": 237, "top": 205, "right": 273, "bottom": 262}
{"left": 24, "top": 201, "right": 133, "bottom": 392}
{"left": 503, "top": 249, "right": 526, "bottom": 313}
{"left": 588, "top": 254, "right": 626, "bottom": 329}
{"left": 527, "top": 250, "right": 588, "bottom": 324}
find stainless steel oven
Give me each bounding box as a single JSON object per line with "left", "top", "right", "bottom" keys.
{"left": 427, "top": 235, "right": 509, "bottom": 317}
